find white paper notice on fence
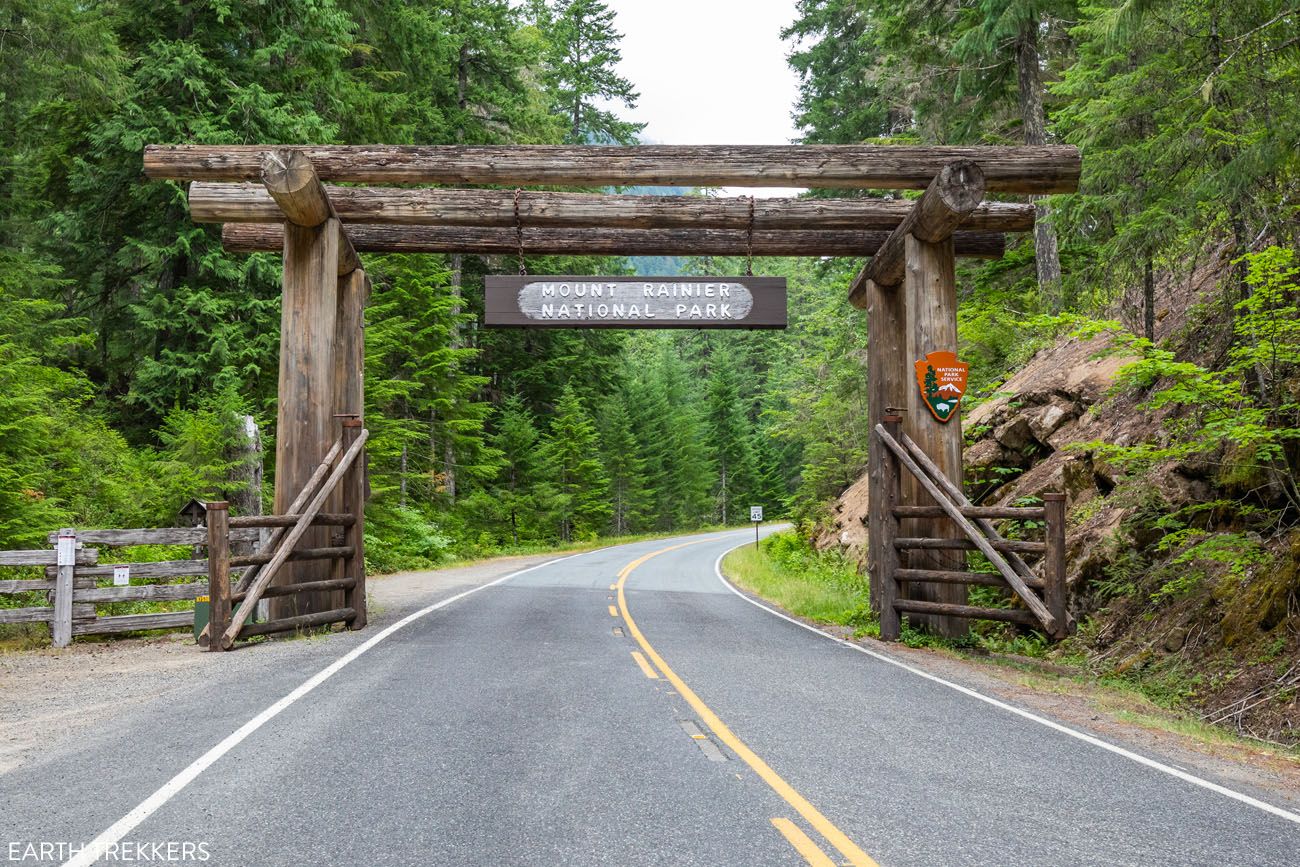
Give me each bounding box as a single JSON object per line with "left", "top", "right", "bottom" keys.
{"left": 56, "top": 533, "right": 76, "bottom": 567}
{"left": 113, "top": 565, "right": 130, "bottom": 586}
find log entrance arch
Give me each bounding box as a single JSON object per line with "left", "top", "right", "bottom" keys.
{"left": 144, "top": 143, "right": 1081, "bottom": 641}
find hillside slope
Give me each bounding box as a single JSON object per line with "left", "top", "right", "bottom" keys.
{"left": 816, "top": 247, "right": 1300, "bottom": 744}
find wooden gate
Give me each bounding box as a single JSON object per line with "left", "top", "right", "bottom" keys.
{"left": 870, "top": 415, "right": 1070, "bottom": 641}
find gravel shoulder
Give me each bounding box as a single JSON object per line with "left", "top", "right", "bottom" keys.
{"left": 0, "top": 552, "right": 558, "bottom": 775}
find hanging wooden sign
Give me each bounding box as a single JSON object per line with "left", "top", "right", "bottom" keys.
{"left": 484, "top": 275, "right": 786, "bottom": 328}
{"left": 915, "top": 350, "right": 969, "bottom": 423}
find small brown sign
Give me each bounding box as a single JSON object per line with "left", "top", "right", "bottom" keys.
{"left": 914, "top": 350, "right": 969, "bottom": 423}
{"left": 484, "top": 275, "right": 787, "bottom": 328}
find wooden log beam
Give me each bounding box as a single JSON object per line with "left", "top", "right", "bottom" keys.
{"left": 894, "top": 538, "right": 1047, "bottom": 555}
{"left": 893, "top": 599, "right": 1039, "bottom": 627}
{"left": 145, "top": 144, "right": 1082, "bottom": 193}
{"left": 236, "top": 607, "right": 356, "bottom": 640}
{"left": 189, "top": 183, "right": 1036, "bottom": 233}
{"left": 72, "top": 611, "right": 194, "bottom": 636}
{"left": 228, "top": 512, "right": 355, "bottom": 529}
{"left": 222, "top": 223, "right": 1005, "bottom": 259}
{"left": 892, "top": 505, "right": 1046, "bottom": 520}
{"left": 849, "top": 160, "right": 986, "bottom": 307}
{"left": 259, "top": 150, "right": 360, "bottom": 276}
{"left": 896, "top": 568, "right": 1045, "bottom": 590}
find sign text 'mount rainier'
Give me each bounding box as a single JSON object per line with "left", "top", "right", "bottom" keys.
{"left": 484, "top": 275, "right": 787, "bottom": 328}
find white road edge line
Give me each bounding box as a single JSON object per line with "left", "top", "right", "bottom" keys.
{"left": 711, "top": 542, "right": 1300, "bottom": 827}
{"left": 61, "top": 540, "right": 659, "bottom": 867}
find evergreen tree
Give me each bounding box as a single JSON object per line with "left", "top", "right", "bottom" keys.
{"left": 705, "top": 353, "right": 758, "bottom": 524}
{"left": 537, "top": 0, "right": 645, "bottom": 144}
{"left": 537, "top": 385, "right": 611, "bottom": 541}
{"left": 596, "top": 396, "right": 647, "bottom": 535}
{"left": 491, "top": 395, "right": 542, "bottom": 544}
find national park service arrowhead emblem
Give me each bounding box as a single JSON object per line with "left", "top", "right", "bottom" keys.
{"left": 915, "top": 351, "right": 969, "bottom": 424}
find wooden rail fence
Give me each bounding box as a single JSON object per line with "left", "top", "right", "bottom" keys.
{"left": 0, "top": 420, "right": 368, "bottom": 649}
{"left": 871, "top": 415, "right": 1070, "bottom": 641}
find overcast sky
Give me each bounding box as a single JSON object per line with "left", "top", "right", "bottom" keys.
{"left": 602, "top": 0, "right": 804, "bottom": 196}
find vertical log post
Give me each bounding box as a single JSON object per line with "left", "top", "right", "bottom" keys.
{"left": 206, "top": 502, "right": 231, "bottom": 652}
{"left": 877, "top": 417, "right": 903, "bottom": 641}
{"left": 331, "top": 269, "right": 367, "bottom": 614}
{"left": 341, "top": 419, "right": 367, "bottom": 630}
{"left": 866, "top": 278, "right": 907, "bottom": 611}
{"left": 263, "top": 150, "right": 347, "bottom": 619}
{"left": 853, "top": 162, "right": 986, "bottom": 638}
{"left": 51, "top": 529, "right": 75, "bottom": 648}
{"left": 1043, "top": 493, "right": 1068, "bottom": 639}
{"left": 902, "top": 234, "right": 967, "bottom": 636}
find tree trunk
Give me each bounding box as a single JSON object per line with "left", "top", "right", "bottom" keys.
{"left": 1143, "top": 256, "right": 1155, "bottom": 341}
{"left": 1016, "top": 20, "right": 1063, "bottom": 308}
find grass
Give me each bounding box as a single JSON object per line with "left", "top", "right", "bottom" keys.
{"left": 721, "top": 532, "right": 871, "bottom": 628}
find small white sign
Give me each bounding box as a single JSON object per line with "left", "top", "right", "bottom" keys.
{"left": 56, "top": 533, "right": 76, "bottom": 567}
{"left": 113, "top": 565, "right": 131, "bottom": 586}
{"left": 750, "top": 506, "right": 764, "bottom": 523}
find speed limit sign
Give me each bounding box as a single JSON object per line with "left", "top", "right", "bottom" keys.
{"left": 750, "top": 506, "right": 764, "bottom": 522}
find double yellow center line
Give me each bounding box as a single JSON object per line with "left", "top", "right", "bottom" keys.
{"left": 614, "top": 541, "right": 879, "bottom": 867}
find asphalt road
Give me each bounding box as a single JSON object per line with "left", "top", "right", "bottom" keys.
{"left": 5, "top": 527, "right": 1300, "bottom": 866}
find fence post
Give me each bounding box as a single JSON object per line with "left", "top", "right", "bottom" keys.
{"left": 341, "top": 418, "right": 367, "bottom": 630}
{"left": 1042, "top": 493, "right": 1068, "bottom": 639}
{"left": 206, "top": 502, "right": 231, "bottom": 652}
{"left": 52, "top": 528, "right": 76, "bottom": 648}
{"left": 878, "top": 417, "right": 903, "bottom": 641}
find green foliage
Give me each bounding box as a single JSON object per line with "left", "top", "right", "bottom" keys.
{"left": 536, "top": 384, "right": 611, "bottom": 541}
{"left": 533, "top": 0, "right": 645, "bottom": 144}
{"left": 724, "top": 532, "right": 872, "bottom": 628}
{"left": 1088, "top": 248, "right": 1300, "bottom": 508}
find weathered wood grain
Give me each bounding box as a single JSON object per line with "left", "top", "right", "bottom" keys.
{"left": 340, "top": 420, "right": 366, "bottom": 630}
{"left": 230, "top": 545, "right": 354, "bottom": 568}
{"left": 233, "top": 437, "right": 343, "bottom": 594}
{"left": 72, "top": 611, "right": 194, "bottom": 636}
{"left": 892, "top": 505, "right": 1046, "bottom": 520}
{"left": 228, "top": 513, "right": 355, "bottom": 528}
{"left": 74, "top": 582, "right": 207, "bottom": 603}
{"left": 259, "top": 151, "right": 360, "bottom": 275}
{"left": 226, "top": 430, "right": 367, "bottom": 648}
{"left": 189, "top": 183, "right": 1037, "bottom": 232}
{"left": 236, "top": 607, "right": 355, "bottom": 640}
{"left": 272, "top": 219, "right": 341, "bottom": 621}
{"left": 145, "top": 144, "right": 1082, "bottom": 193}
{"left": 849, "top": 160, "right": 986, "bottom": 304}
{"left": 895, "top": 568, "right": 1045, "bottom": 589}
{"left": 0, "top": 549, "right": 98, "bottom": 567}
{"left": 0, "top": 579, "right": 55, "bottom": 594}
{"left": 0, "top": 606, "right": 53, "bottom": 624}
{"left": 222, "top": 223, "right": 1006, "bottom": 258}
{"left": 893, "top": 537, "right": 1047, "bottom": 554}
{"left": 206, "top": 502, "right": 231, "bottom": 652}
{"left": 893, "top": 599, "right": 1039, "bottom": 626}
{"left": 45, "top": 527, "right": 258, "bottom": 546}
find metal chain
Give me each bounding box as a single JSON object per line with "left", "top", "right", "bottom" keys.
{"left": 513, "top": 188, "right": 526, "bottom": 276}
{"left": 745, "top": 196, "right": 755, "bottom": 277}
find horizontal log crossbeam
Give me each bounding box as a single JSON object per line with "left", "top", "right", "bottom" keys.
{"left": 222, "top": 223, "right": 1006, "bottom": 259}
{"left": 189, "top": 183, "right": 1035, "bottom": 232}
{"left": 145, "top": 144, "right": 1082, "bottom": 193}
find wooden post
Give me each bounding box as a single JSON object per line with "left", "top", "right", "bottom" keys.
{"left": 866, "top": 278, "right": 907, "bottom": 610}
{"left": 902, "top": 233, "right": 967, "bottom": 636}
{"left": 341, "top": 419, "right": 367, "bottom": 630}
{"left": 272, "top": 218, "right": 340, "bottom": 619}
{"left": 1043, "top": 493, "right": 1068, "bottom": 639}
{"left": 206, "top": 502, "right": 230, "bottom": 652}
{"left": 330, "top": 269, "right": 367, "bottom": 613}
{"left": 51, "top": 529, "right": 75, "bottom": 648}
{"left": 878, "top": 417, "right": 903, "bottom": 641}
